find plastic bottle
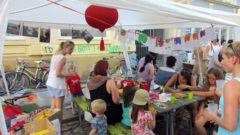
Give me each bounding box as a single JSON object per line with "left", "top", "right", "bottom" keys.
{"left": 150, "top": 80, "right": 155, "bottom": 92}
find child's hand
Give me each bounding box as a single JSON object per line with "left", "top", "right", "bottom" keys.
{"left": 65, "top": 90, "right": 69, "bottom": 97}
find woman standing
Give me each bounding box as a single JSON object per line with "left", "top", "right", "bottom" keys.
{"left": 203, "top": 41, "right": 240, "bottom": 134}
{"left": 87, "top": 60, "right": 123, "bottom": 124}
{"left": 46, "top": 40, "right": 75, "bottom": 118}
{"left": 137, "top": 54, "right": 155, "bottom": 82}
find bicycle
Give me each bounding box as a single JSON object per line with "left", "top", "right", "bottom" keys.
{"left": 5, "top": 58, "right": 50, "bottom": 92}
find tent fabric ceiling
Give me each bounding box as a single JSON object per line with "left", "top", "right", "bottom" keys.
{"left": 7, "top": 0, "right": 240, "bottom": 30}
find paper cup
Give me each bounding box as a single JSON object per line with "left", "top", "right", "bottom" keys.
{"left": 188, "top": 92, "right": 193, "bottom": 100}
{"left": 170, "top": 96, "right": 176, "bottom": 104}
{"left": 216, "top": 80, "right": 225, "bottom": 94}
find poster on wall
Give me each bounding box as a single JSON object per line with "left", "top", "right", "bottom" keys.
{"left": 81, "top": 30, "right": 93, "bottom": 43}
{"left": 22, "top": 25, "right": 39, "bottom": 37}
{"left": 60, "top": 29, "right": 72, "bottom": 37}
{"left": 40, "top": 28, "right": 50, "bottom": 43}
{"left": 6, "top": 22, "right": 21, "bottom": 35}
{"left": 72, "top": 29, "right": 83, "bottom": 39}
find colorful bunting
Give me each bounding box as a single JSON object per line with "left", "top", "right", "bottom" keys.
{"left": 184, "top": 34, "right": 191, "bottom": 42}
{"left": 138, "top": 33, "right": 147, "bottom": 43}
{"left": 192, "top": 33, "right": 199, "bottom": 40}
{"left": 174, "top": 37, "right": 181, "bottom": 45}
{"left": 200, "top": 30, "right": 205, "bottom": 37}
{"left": 156, "top": 39, "right": 164, "bottom": 47}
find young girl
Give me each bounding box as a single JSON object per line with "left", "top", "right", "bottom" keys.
{"left": 165, "top": 68, "right": 197, "bottom": 93}
{"left": 121, "top": 86, "right": 136, "bottom": 127}
{"left": 65, "top": 64, "right": 83, "bottom": 114}
{"left": 203, "top": 41, "right": 240, "bottom": 134}
{"left": 131, "top": 89, "right": 156, "bottom": 135}
{"left": 193, "top": 68, "right": 224, "bottom": 135}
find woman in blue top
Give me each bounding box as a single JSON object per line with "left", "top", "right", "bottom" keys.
{"left": 203, "top": 41, "right": 240, "bottom": 134}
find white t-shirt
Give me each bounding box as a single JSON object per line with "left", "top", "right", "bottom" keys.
{"left": 46, "top": 54, "right": 66, "bottom": 90}
{"left": 208, "top": 44, "right": 221, "bottom": 69}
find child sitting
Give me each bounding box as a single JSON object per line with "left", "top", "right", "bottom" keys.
{"left": 121, "top": 86, "right": 136, "bottom": 127}
{"left": 131, "top": 89, "right": 157, "bottom": 135}
{"left": 89, "top": 99, "right": 107, "bottom": 135}
{"left": 65, "top": 65, "right": 83, "bottom": 114}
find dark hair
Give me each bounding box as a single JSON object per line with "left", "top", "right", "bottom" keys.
{"left": 180, "top": 69, "right": 192, "bottom": 85}
{"left": 228, "top": 39, "right": 233, "bottom": 44}
{"left": 221, "top": 39, "right": 226, "bottom": 45}
{"left": 166, "top": 56, "right": 176, "bottom": 68}
{"left": 123, "top": 86, "right": 136, "bottom": 107}
{"left": 94, "top": 60, "right": 109, "bottom": 76}
{"left": 140, "top": 54, "right": 153, "bottom": 72}
{"left": 149, "top": 52, "right": 157, "bottom": 65}
{"left": 131, "top": 104, "right": 149, "bottom": 123}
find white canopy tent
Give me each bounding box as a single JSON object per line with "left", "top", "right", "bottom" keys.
{"left": 7, "top": 0, "right": 240, "bottom": 30}
{"left": 1, "top": 0, "right": 240, "bottom": 134}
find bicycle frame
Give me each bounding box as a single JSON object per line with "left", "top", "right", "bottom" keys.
{"left": 15, "top": 62, "right": 48, "bottom": 83}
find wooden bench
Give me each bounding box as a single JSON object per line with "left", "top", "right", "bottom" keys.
{"left": 74, "top": 96, "right": 90, "bottom": 126}
{"left": 107, "top": 122, "right": 132, "bottom": 135}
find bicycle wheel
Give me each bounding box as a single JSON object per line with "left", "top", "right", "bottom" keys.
{"left": 5, "top": 72, "right": 30, "bottom": 93}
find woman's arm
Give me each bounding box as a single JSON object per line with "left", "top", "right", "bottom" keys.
{"left": 106, "top": 79, "right": 120, "bottom": 104}
{"left": 165, "top": 74, "right": 180, "bottom": 93}
{"left": 204, "top": 81, "right": 239, "bottom": 131}
{"left": 149, "top": 64, "right": 155, "bottom": 79}
{"left": 148, "top": 112, "right": 156, "bottom": 130}
{"left": 192, "top": 90, "right": 215, "bottom": 97}
{"left": 89, "top": 128, "right": 97, "bottom": 135}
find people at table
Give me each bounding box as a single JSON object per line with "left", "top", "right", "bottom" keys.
{"left": 87, "top": 60, "right": 123, "bottom": 124}
{"left": 165, "top": 68, "right": 197, "bottom": 93}
{"left": 131, "top": 89, "right": 156, "bottom": 135}
{"left": 154, "top": 56, "right": 176, "bottom": 86}
{"left": 137, "top": 54, "right": 155, "bottom": 82}
{"left": 121, "top": 86, "right": 136, "bottom": 127}
{"left": 193, "top": 68, "right": 224, "bottom": 135}
{"left": 202, "top": 41, "right": 240, "bottom": 134}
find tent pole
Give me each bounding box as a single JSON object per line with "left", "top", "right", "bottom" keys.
{"left": 0, "top": 0, "right": 11, "bottom": 134}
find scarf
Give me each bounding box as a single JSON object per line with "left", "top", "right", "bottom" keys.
{"left": 87, "top": 75, "right": 109, "bottom": 90}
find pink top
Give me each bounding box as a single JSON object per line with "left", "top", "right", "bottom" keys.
{"left": 131, "top": 111, "right": 155, "bottom": 135}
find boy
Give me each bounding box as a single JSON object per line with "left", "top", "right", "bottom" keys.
{"left": 89, "top": 99, "right": 107, "bottom": 135}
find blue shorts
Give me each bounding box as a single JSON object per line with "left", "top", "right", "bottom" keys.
{"left": 47, "top": 85, "right": 65, "bottom": 97}
{"left": 70, "top": 92, "right": 83, "bottom": 102}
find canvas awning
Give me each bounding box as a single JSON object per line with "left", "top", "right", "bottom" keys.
{"left": 7, "top": 0, "right": 240, "bottom": 30}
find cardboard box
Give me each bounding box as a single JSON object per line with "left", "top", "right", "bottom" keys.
{"left": 24, "top": 118, "right": 56, "bottom": 135}
{"left": 34, "top": 109, "right": 61, "bottom": 121}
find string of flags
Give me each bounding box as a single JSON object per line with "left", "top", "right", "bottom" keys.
{"left": 118, "top": 27, "right": 216, "bottom": 54}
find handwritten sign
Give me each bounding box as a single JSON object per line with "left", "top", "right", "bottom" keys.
{"left": 41, "top": 44, "right": 122, "bottom": 55}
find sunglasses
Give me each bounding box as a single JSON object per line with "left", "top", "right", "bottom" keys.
{"left": 228, "top": 44, "right": 237, "bottom": 56}
{"left": 180, "top": 69, "right": 192, "bottom": 76}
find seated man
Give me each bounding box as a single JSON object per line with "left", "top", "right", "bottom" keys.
{"left": 154, "top": 56, "right": 176, "bottom": 86}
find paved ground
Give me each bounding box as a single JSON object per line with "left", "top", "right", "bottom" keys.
{"left": 61, "top": 95, "right": 91, "bottom": 135}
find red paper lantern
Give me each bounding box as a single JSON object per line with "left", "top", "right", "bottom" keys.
{"left": 85, "top": 5, "right": 118, "bottom": 32}
{"left": 85, "top": 5, "right": 118, "bottom": 51}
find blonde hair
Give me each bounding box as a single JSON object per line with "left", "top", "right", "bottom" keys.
{"left": 59, "top": 40, "right": 75, "bottom": 51}
{"left": 220, "top": 41, "right": 240, "bottom": 58}
{"left": 91, "top": 99, "right": 106, "bottom": 114}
